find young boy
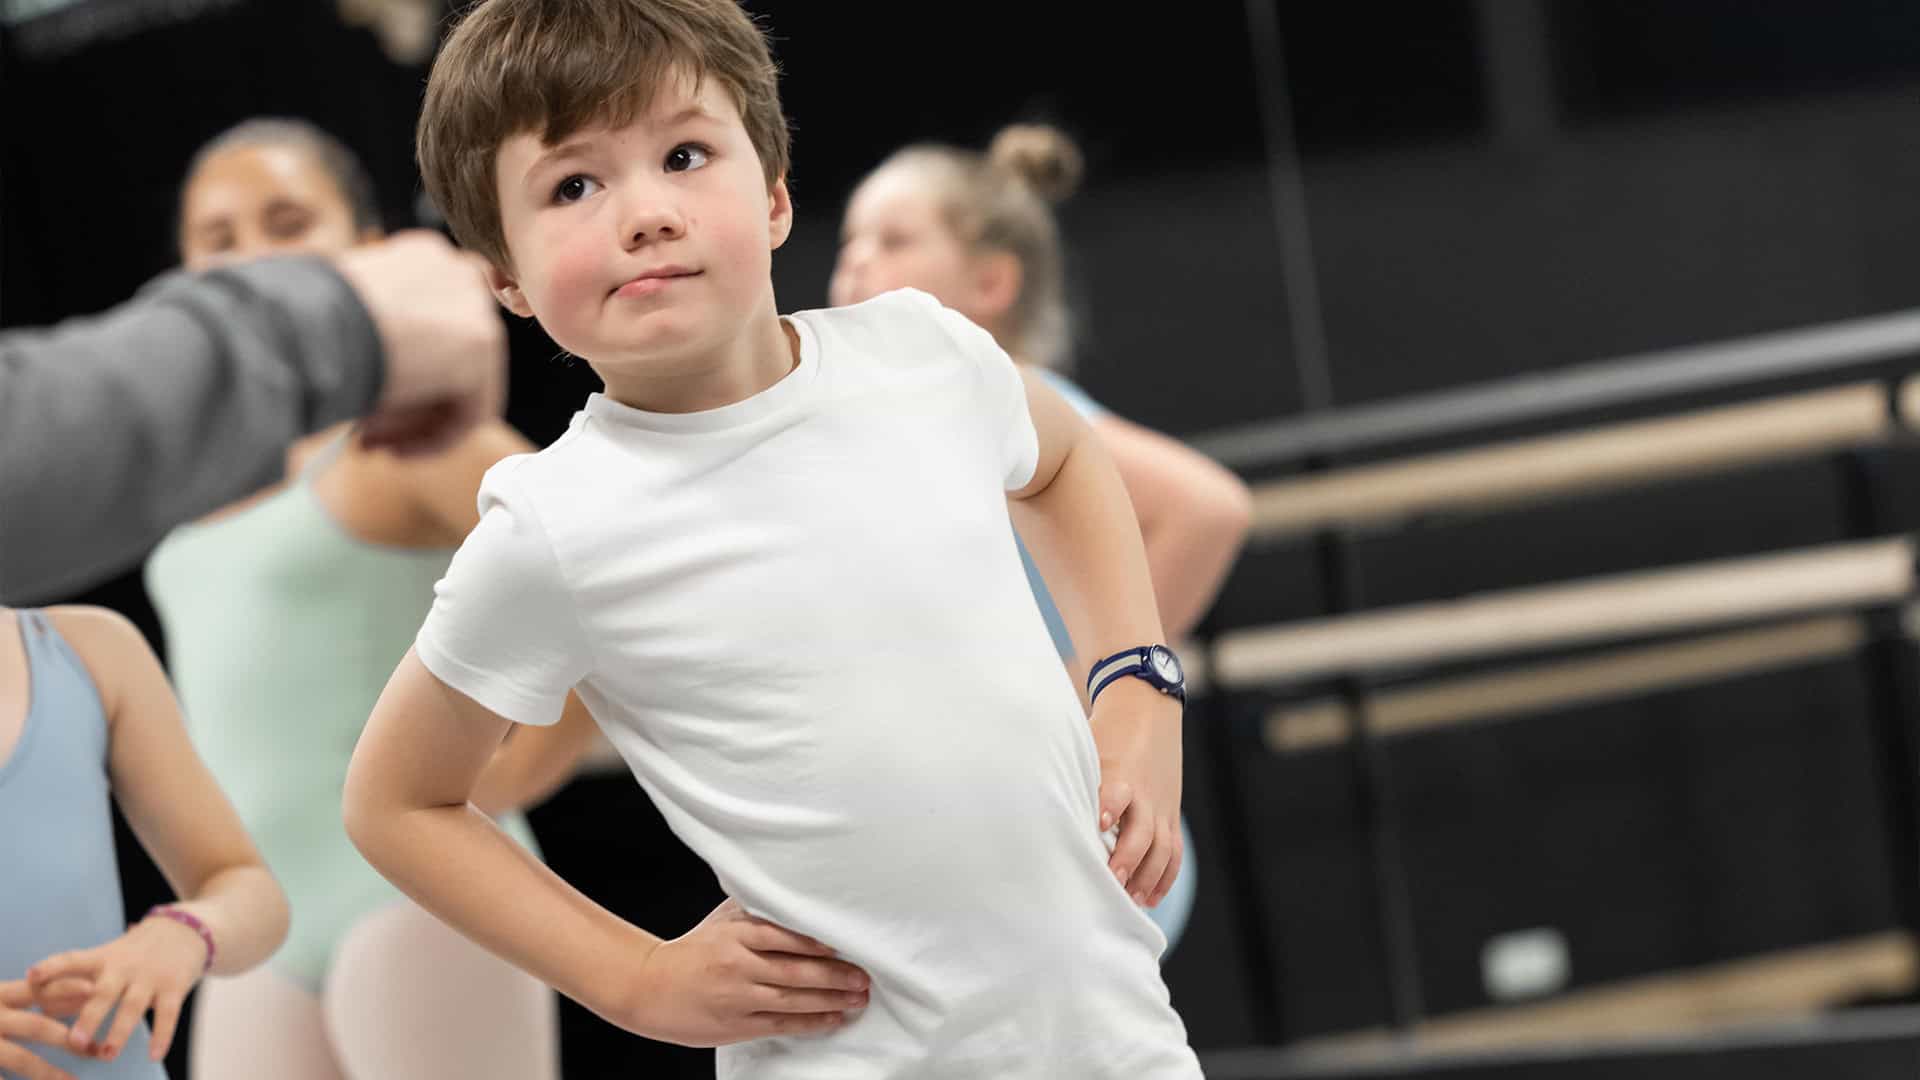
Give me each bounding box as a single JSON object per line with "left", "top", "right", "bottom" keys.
{"left": 341, "top": 1, "right": 1202, "bottom": 1075}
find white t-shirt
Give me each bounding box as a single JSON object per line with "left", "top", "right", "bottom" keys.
{"left": 415, "top": 289, "right": 1200, "bottom": 1079}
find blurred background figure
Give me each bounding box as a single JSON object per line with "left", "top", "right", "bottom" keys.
{"left": 153, "top": 117, "right": 591, "bottom": 1080}
{"left": 335, "top": 0, "right": 436, "bottom": 63}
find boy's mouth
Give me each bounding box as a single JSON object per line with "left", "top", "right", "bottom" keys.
{"left": 613, "top": 267, "right": 702, "bottom": 299}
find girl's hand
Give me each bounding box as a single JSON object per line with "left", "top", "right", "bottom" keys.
{"left": 26, "top": 976, "right": 91, "bottom": 1020}
{"left": 26, "top": 913, "right": 208, "bottom": 1063}
{"left": 0, "top": 979, "right": 78, "bottom": 1080}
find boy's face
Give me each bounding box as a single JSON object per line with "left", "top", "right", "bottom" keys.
{"left": 488, "top": 75, "right": 791, "bottom": 379}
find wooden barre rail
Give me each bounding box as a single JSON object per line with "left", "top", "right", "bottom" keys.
{"left": 1248, "top": 382, "right": 1897, "bottom": 543}
{"left": 1263, "top": 616, "right": 1867, "bottom": 753}
{"left": 1273, "top": 931, "right": 1918, "bottom": 1065}
{"left": 1213, "top": 538, "right": 1915, "bottom": 689}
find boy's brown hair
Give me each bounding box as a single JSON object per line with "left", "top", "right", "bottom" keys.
{"left": 418, "top": 0, "right": 791, "bottom": 269}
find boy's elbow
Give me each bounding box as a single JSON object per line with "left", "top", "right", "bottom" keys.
{"left": 340, "top": 757, "right": 386, "bottom": 860}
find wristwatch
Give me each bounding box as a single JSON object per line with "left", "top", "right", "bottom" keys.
{"left": 1087, "top": 645, "right": 1185, "bottom": 707}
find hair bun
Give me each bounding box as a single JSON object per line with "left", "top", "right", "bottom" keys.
{"left": 988, "top": 124, "right": 1084, "bottom": 204}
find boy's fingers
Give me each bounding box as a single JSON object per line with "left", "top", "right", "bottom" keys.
{"left": 749, "top": 1010, "right": 847, "bottom": 1038}
{"left": 1148, "top": 839, "right": 1186, "bottom": 907}
{"left": 743, "top": 921, "right": 841, "bottom": 959}
{"left": 1097, "top": 780, "right": 1134, "bottom": 833}
{"left": 1107, "top": 801, "right": 1155, "bottom": 889}
{"left": 755, "top": 954, "right": 870, "bottom": 993}
{"left": 1130, "top": 823, "right": 1176, "bottom": 906}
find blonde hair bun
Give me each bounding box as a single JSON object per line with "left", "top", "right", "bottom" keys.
{"left": 988, "top": 124, "right": 1084, "bottom": 205}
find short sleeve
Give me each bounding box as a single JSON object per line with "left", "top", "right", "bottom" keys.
{"left": 910, "top": 290, "right": 1040, "bottom": 491}
{"left": 414, "top": 460, "right": 590, "bottom": 727}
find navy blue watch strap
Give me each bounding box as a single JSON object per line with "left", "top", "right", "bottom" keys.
{"left": 1087, "top": 645, "right": 1185, "bottom": 707}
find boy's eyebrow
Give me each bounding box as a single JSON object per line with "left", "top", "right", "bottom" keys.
{"left": 527, "top": 138, "right": 598, "bottom": 181}
{"left": 523, "top": 106, "right": 718, "bottom": 186}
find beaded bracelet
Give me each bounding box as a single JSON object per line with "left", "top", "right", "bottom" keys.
{"left": 145, "top": 906, "right": 215, "bottom": 974}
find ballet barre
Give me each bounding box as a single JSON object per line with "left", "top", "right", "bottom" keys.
{"left": 1187, "top": 306, "right": 1920, "bottom": 1050}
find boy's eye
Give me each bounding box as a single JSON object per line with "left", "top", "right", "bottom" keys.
{"left": 554, "top": 175, "right": 601, "bottom": 204}
{"left": 666, "top": 144, "right": 711, "bottom": 173}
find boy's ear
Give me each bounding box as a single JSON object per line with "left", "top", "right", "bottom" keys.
{"left": 768, "top": 175, "right": 794, "bottom": 251}
{"left": 485, "top": 261, "right": 535, "bottom": 318}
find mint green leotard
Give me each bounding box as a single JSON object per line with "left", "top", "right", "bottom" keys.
{"left": 146, "top": 445, "right": 539, "bottom": 989}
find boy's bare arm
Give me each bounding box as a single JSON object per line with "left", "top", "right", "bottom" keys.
{"left": 1008, "top": 373, "right": 1186, "bottom": 908}
{"left": 343, "top": 651, "right": 870, "bottom": 1047}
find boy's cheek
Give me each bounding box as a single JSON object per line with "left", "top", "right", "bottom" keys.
{"left": 539, "top": 249, "right": 612, "bottom": 315}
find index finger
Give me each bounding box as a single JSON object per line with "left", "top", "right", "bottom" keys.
{"left": 25, "top": 952, "right": 101, "bottom": 992}
{"left": 742, "top": 920, "right": 839, "bottom": 959}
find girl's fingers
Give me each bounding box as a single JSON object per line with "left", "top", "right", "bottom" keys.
{"left": 0, "top": 1005, "right": 76, "bottom": 1049}
{"left": 24, "top": 952, "right": 99, "bottom": 993}
{"left": 148, "top": 991, "right": 187, "bottom": 1062}
{"left": 97, "top": 984, "right": 154, "bottom": 1060}
{"left": 0, "top": 1041, "right": 80, "bottom": 1080}
{"left": 65, "top": 974, "right": 125, "bottom": 1052}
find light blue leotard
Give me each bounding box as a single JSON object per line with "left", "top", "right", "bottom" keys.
{"left": 0, "top": 611, "right": 166, "bottom": 1079}
{"left": 1018, "top": 371, "right": 1197, "bottom": 952}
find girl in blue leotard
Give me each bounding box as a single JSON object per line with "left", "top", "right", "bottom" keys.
{"left": 830, "top": 125, "right": 1253, "bottom": 953}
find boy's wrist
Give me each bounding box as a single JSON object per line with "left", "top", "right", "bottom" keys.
{"left": 590, "top": 927, "right": 668, "bottom": 1036}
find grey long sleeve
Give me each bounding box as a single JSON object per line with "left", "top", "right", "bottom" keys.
{"left": 0, "top": 256, "right": 385, "bottom": 601}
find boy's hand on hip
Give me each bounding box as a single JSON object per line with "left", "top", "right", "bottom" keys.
{"left": 1091, "top": 679, "right": 1185, "bottom": 908}
{"left": 624, "top": 899, "right": 870, "bottom": 1047}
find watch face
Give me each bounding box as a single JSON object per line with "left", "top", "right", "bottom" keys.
{"left": 1150, "top": 646, "right": 1183, "bottom": 684}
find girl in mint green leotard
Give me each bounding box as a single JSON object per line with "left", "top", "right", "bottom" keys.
{"left": 151, "top": 119, "right": 594, "bottom": 1080}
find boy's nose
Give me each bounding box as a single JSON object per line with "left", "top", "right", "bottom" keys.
{"left": 619, "top": 193, "right": 685, "bottom": 247}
